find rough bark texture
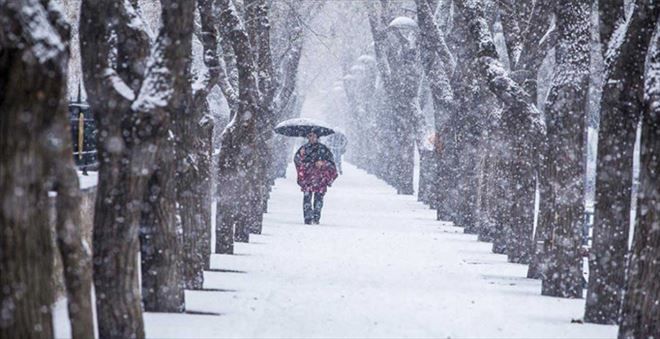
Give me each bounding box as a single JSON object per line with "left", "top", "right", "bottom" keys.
{"left": 585, "top": 0, "right": 660, "bottom": 323}
{"left": 80, "top": 0, "right": 151, "bottom": 335}
{"left": 0, "top": 1, "right": 75, "bottom": 337}
{"left": 618, "top": 21, "right": 660, "bottom": 336}
{"left": 51, "top": 85, "right": 95, "bottom": 339}
{"left": 454, "top": 0, "right": 546, "bottom": 257}
{"left": 500, "top": 0, "right": 553, "bottom": 265}
{"left": 245, "top": 0, "right": 275, "bottom": 237}
{"left": 215, "top": 0, "right": 261, "bottom": 253}
{"left": 180, "top": 0, "right": 219, "bottom": 290}
{"left": 540, "top": 0, "right": 591, "bottom": 299}
{"left": 135, "top": 0, "right": 195, "bottom": 313}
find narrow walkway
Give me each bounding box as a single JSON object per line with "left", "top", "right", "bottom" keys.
{"left": 56, "top": 163, "right": 617, "bottom": 338}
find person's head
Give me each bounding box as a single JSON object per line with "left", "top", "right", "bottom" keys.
{"left": 307, "top": 132, "right": 318, "bottom": 144}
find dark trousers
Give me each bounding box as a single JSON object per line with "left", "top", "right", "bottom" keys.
{"left": 303, "top": 192, "right": 325, "bottom": 223}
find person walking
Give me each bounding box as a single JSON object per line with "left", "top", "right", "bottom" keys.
{"left": 324, "top": 132, "right": 347, "bottom": 174}
{"left": 294, "top": 132, "right": 338, "bottom": 224}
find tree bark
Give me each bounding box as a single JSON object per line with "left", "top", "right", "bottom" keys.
{"left": 0, "top": 1, "right": 73, "bottom": 337}
{"left": 51, "top": 103, "right": 95, "bottom": 339}
{"left": 415, "top": 0, "right": 455, "bottom": 220}
{"left": 540, "top": 0, "right": 591, "bottom": 299}
{"left": 135, "top": 0, "right": 195, "bottom": 313}
{"left": 80, "top": 0, "right": 151, "bottom": 334}
{"left": 618, "top": 20, "right": 660, "bottom": 336}
{"left": 366, "top": 1, "right": 420, "bottom": 195}
{"left": 454, "top": 1, "right": 546, "bottom": 254}
{"left": 585, "top": 0, "right": 660, "bottom": 322}
{"left": 498, "top": 0, "right": 554, "bottom": 265}
{"left": 215, "top": 0, "right": 262, "bottom": 253}
{"left": 180, "top": 0, "right": 220, "bottom": 290}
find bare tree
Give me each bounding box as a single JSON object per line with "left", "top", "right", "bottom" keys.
{"left": 540, "top": 0, "right": 591, "bottom": 299}
{"left": 1, "top": 1, "right": 92, "bottom": 337}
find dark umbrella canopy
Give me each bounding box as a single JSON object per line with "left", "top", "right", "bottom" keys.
{"left": 274, "top": 118, "right": 335, "bottom": 137}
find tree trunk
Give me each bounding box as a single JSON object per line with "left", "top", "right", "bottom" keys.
{"left": 366, "top": 1, "right": 420, "bottom": 195}
{"left": 585, "top": 0, "right": 659, "bottom": 322}
{"left": 81, "top": 0, "right": 194, "bottom": 332}
{"left": 216, "top": 0, "right": 262, "bottom": 252}
{"left": 540, "top": 0, "right": 591, "bottom": 298}
{"left": 51, "top": 115, "right": 95, "bottom": 339}
{"left": 179, "top": 0, "right": 219, "bottom": 290}
{"left": 0, "top": 2, "right": 72, "bottom": 337}
{"left": 454, "top": 1, "right": 546, "bottom": 259}
{"left": 498, "top": 0, "right": 553, "bottom": 264}
{"left": 136, "top": 0, "right": 195, "bottom": 312}
{"left": 618, "top": 22, "right": 660, "bottom": 335}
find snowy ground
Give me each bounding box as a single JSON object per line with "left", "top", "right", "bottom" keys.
{"left": 55, "top": 163, "right": 617, "bottom": 338}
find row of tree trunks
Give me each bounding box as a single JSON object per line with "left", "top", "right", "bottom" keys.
{"left": 246, "top": 0, "right": 275, "bottom": 237}
{"left": 585, "top": 0, "right": 659, "bottom": 323}
{"left": 366, "top": 1, "right": 419, "bottom": 195}
{"left": 180, "top": 0, "right": 221, "bottom": 290}
{"left": 215, "top": 0, "right": 262, "bottom": 254}
{"left": 453, "top": 0, "right": 546, "bottom": 257}
{"left": 414, "top": 0, "right": 454, "bottom": 217}
{"left": 540, "top": 0, "right": 591, "bottom": 298}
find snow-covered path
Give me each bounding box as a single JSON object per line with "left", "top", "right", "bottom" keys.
{"left": 56, "top": 163, "right": 616, "bottom": 338}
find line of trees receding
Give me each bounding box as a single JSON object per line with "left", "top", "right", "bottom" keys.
{"left": 341, "top": 0, "right": 658, "bottom": 337}
{"left": 0, "top": 0, "right": 319, "bottom": 337}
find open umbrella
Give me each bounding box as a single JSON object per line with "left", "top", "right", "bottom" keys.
{"left": 274, "top": 118, "right": 335, "bottom": 137}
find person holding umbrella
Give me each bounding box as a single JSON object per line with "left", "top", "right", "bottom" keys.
{"left": 275, "top": 119, "right": 338, "bottom": 224}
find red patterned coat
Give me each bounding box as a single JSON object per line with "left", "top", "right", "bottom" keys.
{"left": 294, "top": 143, "right": 338, "bottom": 193}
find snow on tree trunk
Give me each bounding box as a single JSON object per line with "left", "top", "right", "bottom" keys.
{"left": 493, "top": 0, "right": 554, "bottom": 265}
{"left": 442, "top": 0, "right": 486, "bottom": 229}
{"left": 135, "top": 0, "right": 195, "bottom": 312}
{"left": 245, "top": 0, "right": 275, "bottom": 236}
{"left": 585, "top": 0, "right": 660, "bottom": 323}
{"left": 414, "top": 0, "right": 455, "bottom": 221}
{"left": 80, "top": 0, "right": 150, "bottom": 334}
{"left": 0, "top": 1, "right": 93, "bottom": 337}
{"left": 453, "top": 0, "right": 546, "bottom": 260}
{"left": 618, "top": 20, "right": 660, "bottom": 336}
{"left": 81, "top": 0, "right": 196, "bottom": 331}
{"left": 180, "top": 0, "right": 219, "bottom": 290}
{"left": 366, "top": 1, "right": 420, "bottom": 195}
{"left": 215, "top": 0, "right": 262, "bottom": 252}
{"left": 539, "top": 0, "right": 591, "bottom": 299}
